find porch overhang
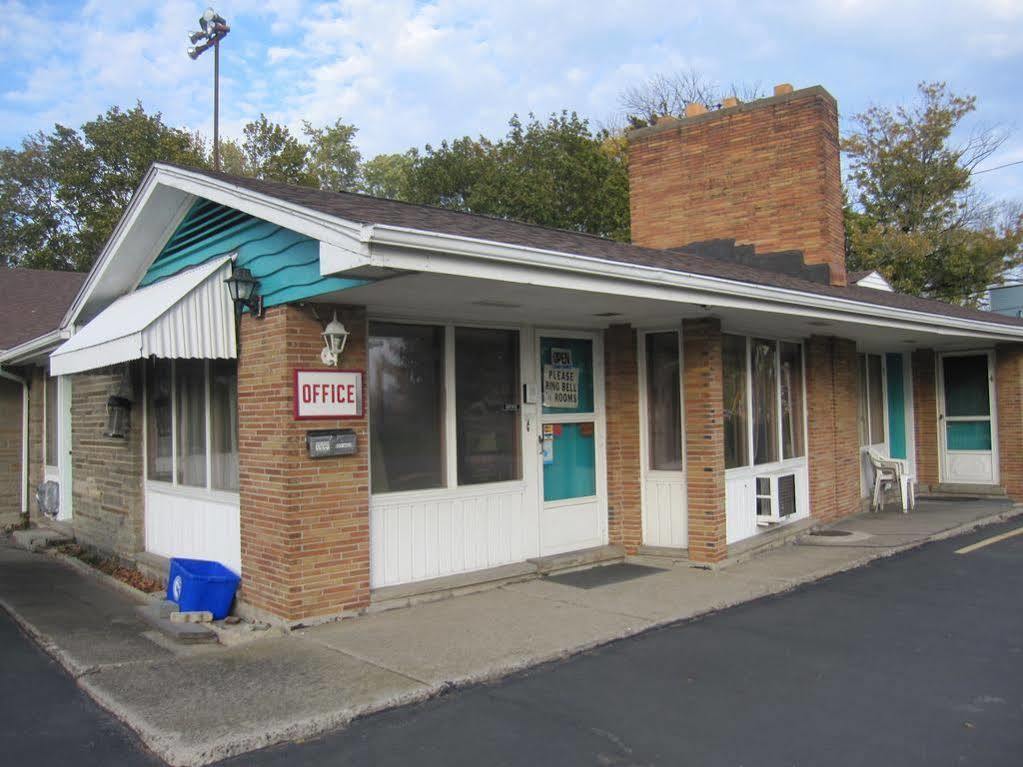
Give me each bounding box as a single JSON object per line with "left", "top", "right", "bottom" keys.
{"left": 50, "top": 257, "right": 236, "bottom": 376}
{"left": 319, "top": 231, "right": 1023, "bottom": 349}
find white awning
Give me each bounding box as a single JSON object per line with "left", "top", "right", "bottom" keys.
{"left": 50, "top": 257, "right": 236, "bottom": 376}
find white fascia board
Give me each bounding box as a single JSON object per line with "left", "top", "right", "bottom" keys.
{"left": 318, "top": 239, "right": 373, "bottom": 276}
{"left": 152, "top": 165, "right": 366, "bottom": 252}
{"left": 50, "top": 335, "right": 142, "bottom": 377}
{"left": 363, "top": 225, "right": 1023, "bottom": 343}
{"left": 0, "top": 329, "right": 70, "bottom": 367}
{"left": 64, "top": 163, "right": 369, "bottom": 333}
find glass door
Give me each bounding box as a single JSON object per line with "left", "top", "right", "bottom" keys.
{"left": 537, "top": 333, "right": 606, "bottom": 556}
{"left": 939, "top": 352, "right": 997, "bottom": 484}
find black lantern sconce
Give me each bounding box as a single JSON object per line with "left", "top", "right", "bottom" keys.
{"left": 105, "top": 366, "right": 134, "bottom": 438}
{"left": 224, "top": 266, "right": 263, "bottom": 318}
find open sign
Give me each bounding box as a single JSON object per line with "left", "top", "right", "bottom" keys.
{"left": 294, "top": 369, "right": 364, "bottom": 419}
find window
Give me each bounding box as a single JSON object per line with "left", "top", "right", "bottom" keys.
{"left": 723, "top": 334, "right": 749, "bottom": 469}
{"left": 751, "top": 338, "right": 778, "bottom": 465}
{"left": 45, "top": 375, "right": 58, "bottom": 467}
{"left": 645, "top": 332, "right": 683, "bottom": 471}
{"left": 369, "top": 322, "right": 527, "bottom": 495}
{"left": 369, "top": 322, "right": 446, "bottom": 493}
{"left": 723, "top": 335, "right": 805, "bottom": 469}
{"left": 145, "top": 359, "right": 238, "bottom": 492}
{"left": 857, "top": 353, "right": 886, "bottom": 446}
{"left": 780, "top": 342, "right": 805, "bottom": 459}
{"left": 455, "top": 328, "right": 521, "bottom": 485}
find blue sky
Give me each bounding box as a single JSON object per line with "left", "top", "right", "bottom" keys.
{"left": 2, "top": 0, "right": 1022, "bottom": 202}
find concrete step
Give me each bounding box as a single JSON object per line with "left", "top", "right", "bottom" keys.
{"left": 923, "top": 483, "right": 1007, "bottom": 498}
{"left": 136, "top": 599, "right": 218, "bottom": 644}
{"left": 12, "top": 527, "right": 73, "bottom": 553}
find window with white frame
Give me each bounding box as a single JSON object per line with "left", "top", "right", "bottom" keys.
{"left": 857, "top": 353, "right": 886, "bottom": 447}
{"left": 145, "top": 359, "right": 239, "bottom": 493}
{"left": 368, "top": 321, "right": 521, "bottom": 495}
{"left": 723, "top": 335, "right": 806, "bottom": 470}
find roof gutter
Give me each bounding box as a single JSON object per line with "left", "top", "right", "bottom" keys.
{"left": 0, "top": 366, "right": 29, "bottom": 517}
{"left": 363, "top": 224, "right": 1023, "bottom": 343}
{"left": 0, "top": 329, "right": 70, "bottom": 367}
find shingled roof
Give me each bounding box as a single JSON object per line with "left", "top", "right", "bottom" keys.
{"left": 0, "top": 268, "right": 86, "bottom": 351}
{"left": 170, "top": 164, "right": 1023, "bottom": 329}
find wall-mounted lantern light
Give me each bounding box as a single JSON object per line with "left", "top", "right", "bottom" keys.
{"left": 224, "top": 267, "right": 263, "bottom": 318}
{"left": 105, "top": 366, "right": 134, "bottom": 438}
{"left": 320, "top": 312, "right": 349, "bottom": 366}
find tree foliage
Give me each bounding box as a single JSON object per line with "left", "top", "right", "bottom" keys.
{"left": 844, "top": 82, "right": 1023, "bottom": 304}
{"left": 401, "top": 112, "right": 630, "bottom": 241}
{"left": 1, "top": 104, "right": 205, "bottom": 270}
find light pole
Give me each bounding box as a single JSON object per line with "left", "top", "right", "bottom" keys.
{"left": 188, "top": 8, "right": 231, "bottom": 172}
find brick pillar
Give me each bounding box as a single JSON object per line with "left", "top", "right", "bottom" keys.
{"left": 996, "top": 344, "right": 1023, "bottom": 499}
{"left": 682, "top": 318, "right": 726, "bottom": 563}
{"left": 604, "top": 324, "right": 642, "bottom": 553}
{"left": 912, "top": 349, "right": 938, "bottom": 489}
{"left": 805, "top": 336, "right": 860, "bottom": 522}
{"left": 0, "top": 378, "right": 22, "bottom": 525}
{"left": 238, "top": 304, "right": 370, "bottom": 623}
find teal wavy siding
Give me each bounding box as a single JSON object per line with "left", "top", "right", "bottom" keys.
{"left": 139, "top": 199, "right": 368, "bottom": 305}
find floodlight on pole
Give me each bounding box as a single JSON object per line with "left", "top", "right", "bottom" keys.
{"left": 186, "top": 7, "right": 230, "bottom": 171}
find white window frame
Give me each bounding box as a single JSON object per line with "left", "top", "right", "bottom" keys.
{"left": 43, "top": 373, "right": 73, "bottom": 521}
{"left": 722, "top": 333, "right": 809, "bottom": 525}
{"left": 858, "top": 352, "right": 889, "bottom": 451}
{"left": 638, "top": 328, "right": 686, "bottom": 479}
{"left": 367, "top": 317, "right": 529, "bottom": 500}
{"left": 143, "top": 359, "right": 239, "bottom": 503}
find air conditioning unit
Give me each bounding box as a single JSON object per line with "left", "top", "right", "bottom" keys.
{"left": 755, "top": 474, "right": 798, "bottom": 525}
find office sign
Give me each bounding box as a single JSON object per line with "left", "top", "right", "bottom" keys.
{"left": 295, "top": 369, "right": 363, "bottom": 419}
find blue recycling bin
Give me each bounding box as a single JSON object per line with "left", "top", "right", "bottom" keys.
{"left": 166, "top": 558, "right": 240, "bottom": 620}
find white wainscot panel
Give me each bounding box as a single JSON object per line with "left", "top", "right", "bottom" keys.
{"left": 726, "top": 462, "right": 809, "bottom": 545}
{"left": 371, "top": 485, "right": 531, "bottom": 589}
{"left": 643, "top": 475, "right": 687, "bottom": 548}
{"left": 145, "top": 484, "right": 241, "bottom": 574}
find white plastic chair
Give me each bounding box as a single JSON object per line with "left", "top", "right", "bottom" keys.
{"left": 866, "top": 448, "right": 915, "bottom": 513}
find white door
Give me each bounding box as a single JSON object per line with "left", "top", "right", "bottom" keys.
{"left": 938, "top": 352, "right": 998, "bottom": 485}
{"left": 536, "top": 332, "right": 607, "bottom": 556}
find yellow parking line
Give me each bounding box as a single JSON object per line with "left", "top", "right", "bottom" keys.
{"left": 955, "top": 526, "right": 1023, "bottom": 555}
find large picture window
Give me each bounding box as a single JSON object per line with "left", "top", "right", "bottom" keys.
{"left": 368, "top": 322, "right": 446, "bottom": 493}
{"left": 723, "top": 334, "right": 805, "bottom": 470}
{"left": 645, "top": 332, "right": 683, "bottom": 471}
{"left": 145, "top": 359, "right": 238, "bottom": 493}
{"left": 369, "top": 322, "right": 524, "bottom": 495}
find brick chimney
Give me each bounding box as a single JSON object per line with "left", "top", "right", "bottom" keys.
{"left": 627, "top": 84, "right": 847, "bottom": 286}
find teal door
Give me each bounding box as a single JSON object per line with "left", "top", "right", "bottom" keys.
{"left": 939, "top": 352, "right": 997, "bottom": 484}
{"left": 538, "top": 333, "right": 606, "bottom": 555}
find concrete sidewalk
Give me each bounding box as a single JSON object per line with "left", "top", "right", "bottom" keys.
{"left": 1, "top": 498, "right": 1019, "bottom": 766}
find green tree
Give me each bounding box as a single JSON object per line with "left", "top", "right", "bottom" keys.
{"left": 303, "top": 119, "right": 362, "bottom": 192}
{"left": 357, "top": 151, "right": 415, "bottom": 199}
{"left": 0, "top": 103, "right": 205, "bottom": 271}
{"left": 403, "top": 112, "right": 630, "bottom": 241}
{"left": 241, "top": 114, "right": 312, "bottom": 186}
{"left": 844, "top": 82, "right": 1023, "bottom": 303}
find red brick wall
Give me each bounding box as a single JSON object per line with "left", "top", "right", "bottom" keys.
{"left": 238, "top": 304, "right": 370, "bottom": 623}
{"left": 604, "top": 324, "right": 642, "bottom": 552}
{"left": 805, "top": 336, "right": 860, "bottom": 521}
{"left": 995, "top": 344, "right": 1023, "bottom": 499}
{"left": 0, "top": 378, "right": 22, "bottom": 526}
{"left": 628, "top": 87, "right": 847, "bottom": 286}
{"left": 682, "top": 318, "right": 726, "bottom": 562}
{"left": 912, "top": 349, "right": 939, "bottom": 488}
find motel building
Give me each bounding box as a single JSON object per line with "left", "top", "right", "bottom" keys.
{"left": 4, "top": 84, "right": 1023, "bottom": 625}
